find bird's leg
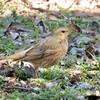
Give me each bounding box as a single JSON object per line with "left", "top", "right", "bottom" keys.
{"left": 34, "top": 67, "right": 39, "bottom": 78}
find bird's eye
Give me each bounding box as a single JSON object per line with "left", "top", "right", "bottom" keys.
{"left": 61, "top": 30, "right": 65, "bottom": 33}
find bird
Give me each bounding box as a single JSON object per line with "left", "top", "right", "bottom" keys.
{"left": 0, "top": 25, "right": 78, "bottom": 78}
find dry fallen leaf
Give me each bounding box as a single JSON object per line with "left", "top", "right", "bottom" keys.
{"left": 86, "top": 44, "right": 94, "bottom": 58}
{"left": 70, "top": 24, "right": 81, "bottom": 32}
{"left": 0, "top": 91, "right": 7, "bottom": 96}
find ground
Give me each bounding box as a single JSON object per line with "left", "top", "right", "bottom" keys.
{"left": 0, "top": 0, "right": 100, "bottom": 100}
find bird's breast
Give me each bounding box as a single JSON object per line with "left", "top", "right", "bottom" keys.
{"left": 41, "top": 39, "right": 68, "bottom": 68}
{"left": 60, "top": 38, "right": 68, "bottom": 53}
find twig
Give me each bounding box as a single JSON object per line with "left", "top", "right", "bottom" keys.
{"left": 32, "top": 7, "right": 51, "bottom": 12}
{"left": 66, "top": 0, "right": 76, "bottom": 10}
{"left": 3, "top": 86, "right": 34, "bottom": 91}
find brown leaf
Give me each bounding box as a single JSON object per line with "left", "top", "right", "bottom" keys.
{"left": 0, "top": 91, "right": 7, "bottom": 96}
{"left": 47, "top": 12, "right": 65, "bottom": 20}
{"left": 47, "top": 14, "right": 59, "bottom": 20}
{"left": 68, "top": 75, "right": 80, "bottom": 84}
{"left": 6, "top": 76, "right": 18, "bottom": 87}
{"left": 86, "top": 44, "right": 94, "bottom": 58}
{"left": 70, "top": 24, "right": 81, "bottom": 32}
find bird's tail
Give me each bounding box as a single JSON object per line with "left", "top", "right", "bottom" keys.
{"left": 0, "top": 49, "right": 28, "bottom": 61}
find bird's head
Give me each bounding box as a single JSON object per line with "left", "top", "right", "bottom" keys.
{"left": 52, "top": 24, "right": 80, "bottom": 41}
{"left": 52, "top": 27, "right": 74, "bottom": 41}
{"left": 53, "top": 27, "right": 72, "bottom": 36}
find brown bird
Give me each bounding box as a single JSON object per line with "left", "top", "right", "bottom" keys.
{"left": 0, "top": 25, "right": 77, "bottom": 78}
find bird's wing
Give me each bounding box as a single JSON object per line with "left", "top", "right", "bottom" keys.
{"left": 22, "top": 36, "right": 62, "bottom": 60}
